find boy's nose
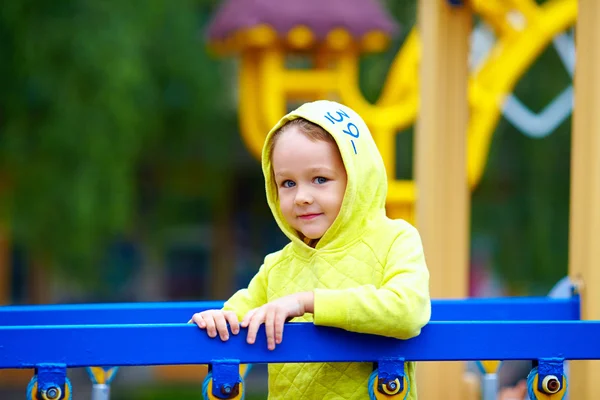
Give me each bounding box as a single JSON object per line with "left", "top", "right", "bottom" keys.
{"left": 294, "top": 186, "right": 313, "bottom": 205}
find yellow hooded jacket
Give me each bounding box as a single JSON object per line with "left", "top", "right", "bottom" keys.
{"left": 224, "top": 100, "right": 431, "bottom": 399}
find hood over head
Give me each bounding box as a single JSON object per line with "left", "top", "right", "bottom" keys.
{"left": 262, "top": 100, "right": 388, "bottom": 251}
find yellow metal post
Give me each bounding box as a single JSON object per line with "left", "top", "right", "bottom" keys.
{"left": 415, "top": 1, "right": 471, "bottom": 399}
{"left": 568, "top": 0, "right": 600, "bottom": 398}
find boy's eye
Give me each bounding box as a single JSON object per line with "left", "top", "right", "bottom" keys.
{"left": 314, "top": 177, "right": 328, "bottom": 184}
{"left": 282, "top": 180, "right": 295, "bottom": 188}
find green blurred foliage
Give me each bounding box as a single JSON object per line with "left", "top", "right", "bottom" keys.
{"left": 0, "top": 0, "right": 574, "bottom": 294}
{"left": 473, "top": 42, "right": 572, "bottom": 293}
{"left": 0, "top": 0, "right": 237, "bottom": 283}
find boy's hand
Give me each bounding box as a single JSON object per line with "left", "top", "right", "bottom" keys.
{"left": 190, "top": 309, "right": 240, "bottom": 341}
{"left": 242, "top": 292, "right": 314, "bottom": 351}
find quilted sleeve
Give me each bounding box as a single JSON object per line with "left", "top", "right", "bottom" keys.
{"left": 313, "top": 224, "right": 431, "bottom": 340}
{"left": 222, "top": 263, "right": 269, "bottom": 321}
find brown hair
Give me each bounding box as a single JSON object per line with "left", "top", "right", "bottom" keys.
{"left": 268, "top": 118, "right": 336, "bottom": 159}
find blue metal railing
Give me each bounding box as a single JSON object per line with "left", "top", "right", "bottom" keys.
{"left": 0, "top": 296, "right": 580, "bottom": 325}
{"left": 2, "top": 320, "right": 599, "bottom": 366}
{"left": 0, "top": 295, "right": 585, "bottom": 400}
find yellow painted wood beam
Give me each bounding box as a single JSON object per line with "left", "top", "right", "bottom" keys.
{"left": 415, "top": 1, "right": 472, "bottom": 399}
{"left": 568, "top": 0, "right": 600, "bottom": 397}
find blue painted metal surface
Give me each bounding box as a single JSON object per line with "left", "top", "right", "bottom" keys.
{"left": 32, "top": 364, "right": 69, "bottom": 400}
{"left": 376, "top": 358, "right": 406, "bottom": 394}
{"left": 0, "top": 301, "right": 224, "bottom": 326}
{"left": 430, "top": 296, "right": 580, "bottom": 321}
{"left": 2, "top": 321, "right": 600, "bottom": 369}
{"left": 211, "top": 361, "right": 242, "bottom": 399}
{"left": 0, "top": 296, "right": 580, "bottom": 325}
{"left": 537, "top": 358, "right": 564, "bottom": 393}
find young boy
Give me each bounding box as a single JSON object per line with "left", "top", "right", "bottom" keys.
{"left": 191, "top": 100, "right": 431, "bottom": 399}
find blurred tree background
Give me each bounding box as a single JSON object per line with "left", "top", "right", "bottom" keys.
{"left": 0, "top": 0, "right": 572, "bottom": 304}
{"left": 0, "top": 0, "right": 244, "bottom": 299}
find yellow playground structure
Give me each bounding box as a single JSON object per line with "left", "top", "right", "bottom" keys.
{"left": 207, "top": 0, "right": 600, "bottom": 399}
{"left": 208, "top": 0, "right": 577, "bottom": 223}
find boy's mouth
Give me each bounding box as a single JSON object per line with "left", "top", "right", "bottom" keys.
{"left": 298, "top": 213, "right": 322, "bottom": 220}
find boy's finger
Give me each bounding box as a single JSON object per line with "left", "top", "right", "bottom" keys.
{"left": 224, "top": 311, "right": 240, "bottom": 335}
{"left": 265, "top": 309, "right": 275, "bottom": 350}
{"left": 246, "top": 311, "right": 264, "bottom": 345}
{"left": 204, "top": 315, "right": 217, "bottom": 338}
{"left": 191, "top": 313, "right": 206, "bottom": 328}
{"left": 274, "top": 312, "right": 286, "bottom": 344}
{"left": 213, "top": 312, "right": 229, "bottom": 341}
{"left": 241, "top": 309, "right": 256, "bottom": 328}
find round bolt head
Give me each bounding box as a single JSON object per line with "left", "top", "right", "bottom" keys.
{"left": 46, "top": 387, "right": 59, "bottom": 399}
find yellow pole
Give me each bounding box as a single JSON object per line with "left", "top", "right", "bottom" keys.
{"left": 415, "top": 1, "right": 471, "bottom": 400}
{"left": 568, "top": 0, "right": 600, "bottom": 397}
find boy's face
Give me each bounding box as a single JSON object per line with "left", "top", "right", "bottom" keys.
{"left": 272, "top": 127, "right": 347, "bottom": 241}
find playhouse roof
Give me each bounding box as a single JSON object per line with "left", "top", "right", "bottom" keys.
{"left": 206, "top": 0, "right": 399, "bottom": 53}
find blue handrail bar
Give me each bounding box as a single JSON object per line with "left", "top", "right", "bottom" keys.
{"left": 0, "top": 321, "right": 597, "bottom": 369}
{"left": 0, "top": 296, "right": 580, "bottom": 325}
